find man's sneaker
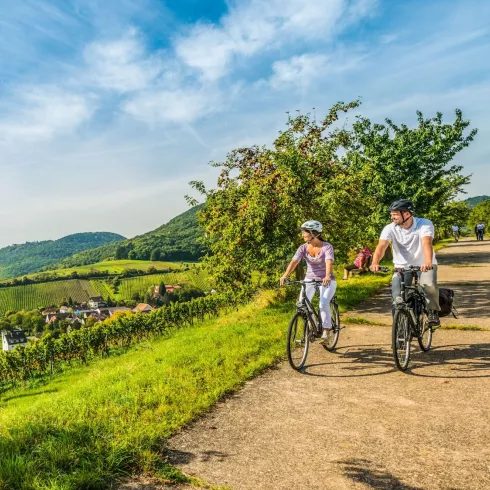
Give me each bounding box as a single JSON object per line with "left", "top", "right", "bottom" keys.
{"left": 319, "top": 329, "right": 330, "bottom": 344}
{"left": 428, "top": 310, "right": 440, "bottom": 328}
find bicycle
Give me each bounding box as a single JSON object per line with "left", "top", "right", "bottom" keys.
{"left": 380, "top": 266, "right": 433, "bottom": 371}
{"left": 284, "top": 279, "right": 341, "bottom": 370}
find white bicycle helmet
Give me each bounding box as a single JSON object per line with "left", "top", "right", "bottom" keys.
{"left": 300, "top": 220, "right": 323, "bottom": 234}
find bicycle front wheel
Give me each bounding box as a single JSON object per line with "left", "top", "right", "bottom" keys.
{"left": 323, "top": 302, "right": 340, "bottom": 352}
{"left": 392, "top": 309, "right": 411, "bottom": 371}
{"left": 417, "top": 311, "right": 432, "bottom": 352}
{"left": 287, "top": 313, "right": 310, "bottom": 370}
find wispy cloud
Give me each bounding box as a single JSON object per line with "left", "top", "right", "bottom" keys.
{"left": 123, "top": 85, "right": 221, "bottom": 125}
{"left": 0, "top": 87, "right": 96, "bottom": 144}
{"left": 83, "top": 28, "right": 163, "bottom": 93}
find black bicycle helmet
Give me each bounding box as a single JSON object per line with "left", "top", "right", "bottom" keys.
{"left": 388, "top": 199, "right": 414, "bottom": 213}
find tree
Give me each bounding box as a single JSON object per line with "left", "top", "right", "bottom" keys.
{"left": 468, "top": 200, "right": 490, "bottom": 227}
{"left": 68, "top": 296, "right": 74, "bottom": 306}
{"left": 348, "top": 109, "right": 476, "bottom": 233}
{"left": 115, "top": 245, "right": 127, "bottom": 260}
{"left": 150, "top": 249, "right": 161, "bottom": 261}
{"left": 128, "top": 250, "right": 137, "bottom": 260}
{"left": 189, "top": 100, "right": 371, "bottom": 285}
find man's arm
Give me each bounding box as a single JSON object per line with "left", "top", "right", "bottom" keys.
{"left": 421, "top": 236, "right": 434, "bottom": 272}
{"left": 370, "top": 240, "right": 390, "bottom": 272}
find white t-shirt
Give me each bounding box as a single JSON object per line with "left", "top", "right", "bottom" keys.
{"left": 380, "top": 217, "right": 437, "bottom": 267}
{"left": 452, "top": 225, "right": 459, "bottom": 232}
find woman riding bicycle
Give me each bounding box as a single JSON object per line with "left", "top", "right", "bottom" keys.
{"left": 280, "top": 220, "right": 336, "bottom": 343}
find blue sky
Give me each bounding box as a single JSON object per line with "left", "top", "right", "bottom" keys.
{"left": 0, "top": 0, "right": 489, "bottom": 247}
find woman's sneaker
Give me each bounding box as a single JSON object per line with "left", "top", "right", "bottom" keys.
{"left": 319, "top": 329, "right": 330, "bottom": 344}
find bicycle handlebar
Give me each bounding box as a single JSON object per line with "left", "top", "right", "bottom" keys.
{"left": 377, "top": 266, "right": 423, "bottom": 273}
{"left": 283, "top": 279, "right": 323, "bottom": 286}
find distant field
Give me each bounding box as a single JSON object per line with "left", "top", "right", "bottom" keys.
{"left": 1, "top": 260, "right": 197, "bottom": 282}
{"left": 0, "top": 268, "right": 212, "bottom": 313}
{"left": 0, "top": 280, "right": 97, "bottom": 313}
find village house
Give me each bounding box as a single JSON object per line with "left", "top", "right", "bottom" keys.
{"left": 153, "top": 284, "right": 182, "bottom": 297}
{"left": 1, "top": 329, "right": 28, "bottom": 351}
{"left": 132, "top": 303, "right": 154, "bottom": 314}
{"left": 42, "top": 307, "right": 58, "bottom": 316}
{"left": 107, "top": 307, "right": 132, "bottom": 318}
{"left": 88, "top": 296, "right": 106, "bottom": 309}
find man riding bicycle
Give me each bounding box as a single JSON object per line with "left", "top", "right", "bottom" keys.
{"left": 370, "top": 199, "right": 441, "bottom": 327}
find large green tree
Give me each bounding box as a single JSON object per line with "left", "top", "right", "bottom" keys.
{"left": 349, "top": 109, "right": 476, "bottom": 231}
{"left": 468, "top": 200, "right": 490, "bottom": 227}
{"left": 190, "top": 103, "right": 476, "bottom": 285}
{"left": 189, "top": 101, "right": 376, "bottom": 284}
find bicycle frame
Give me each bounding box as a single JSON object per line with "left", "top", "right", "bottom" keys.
{"left": 296, "top": 281, "right": 323, "bottom": 335}
{"left": 394, "top": 267, "right": 429, "bottom": 335}
{"left": 288, "top": 280, "right": 338, "bottom": 335}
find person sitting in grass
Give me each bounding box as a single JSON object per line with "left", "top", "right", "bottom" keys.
{"left": 342, "top": 246, "right": 372, "bottom": 280}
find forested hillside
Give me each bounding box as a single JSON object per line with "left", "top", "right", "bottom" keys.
{"left": 465, "top": 195, "right": 490, "bottom": 207}
{"left": 54, "top": 205, "right": 204, "bottom": 268}
{"left": 0, "top": 232, "right": 125, "bottom": 279}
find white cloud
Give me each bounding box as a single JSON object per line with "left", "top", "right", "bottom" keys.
{"left": 174, "top": 0, "right": 367, "bottom": 81}
{"left": 84, "top": 28, "right": 162, "bottom": 92}
{"left": 0, "top": 87, "right": 95, "bottom": 144}
{"left": 269, "top": 54, "right": 329, "bottom": 90}
{"left": 123, "top": 86, "right": 219, "bottom": 124}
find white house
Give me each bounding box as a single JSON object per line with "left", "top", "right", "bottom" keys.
{"left": 1, "top": 329, "right": 28, "bottom": 351}
{"left": 88, "top": 296, "right": 106, "bottom": 309}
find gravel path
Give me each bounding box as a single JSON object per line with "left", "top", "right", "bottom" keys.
{"left": 123, "top": 238, "right": 490, "bottom": 490}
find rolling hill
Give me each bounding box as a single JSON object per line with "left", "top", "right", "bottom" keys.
{"left": 53, "top": 205, "right": 204, "bottom": 269}
{"left": 0, "top": 232, "right": 125, "bottom": 279}
{"left": 464, "top": 195, "right": 490, "bottom": 207}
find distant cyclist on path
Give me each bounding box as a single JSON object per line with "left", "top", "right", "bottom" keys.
{"left": 370, "top": 200, "right": 441, "bottom": 327}
{"left": 280, "top": 221, "right": 337, "bottom": 343}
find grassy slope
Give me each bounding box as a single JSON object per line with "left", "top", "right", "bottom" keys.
{"left": 0, "top": 273, "right": 390, "bottom": 489}
{"left": 0, "top": 260, "right": 195, "bottom": 284}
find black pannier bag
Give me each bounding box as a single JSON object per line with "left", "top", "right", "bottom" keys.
{"left": 439, "top": 287, "right": 456, "bottom": 318}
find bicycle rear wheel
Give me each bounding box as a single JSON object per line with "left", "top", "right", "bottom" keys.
{"left": 287, "top": 312, "right": 310, "bottom": 370}
{"left": 323, "top": 302, "right": 340, "bottom": 352}
{"left": 417, "top": 311, "right": 432, "bottom": 352}
{"left": 392, "top": 309, "right": 411, "bottom": 371}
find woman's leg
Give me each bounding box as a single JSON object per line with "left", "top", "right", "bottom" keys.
{"left": 319, "top": 281, "right": 337, "bottom": 329}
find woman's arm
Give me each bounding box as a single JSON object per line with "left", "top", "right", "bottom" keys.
{"left": 280, "top": 259, "right": 299, "bottom": 285}
{"left": 323, "top": 259, "right": 333, "bottom": 286}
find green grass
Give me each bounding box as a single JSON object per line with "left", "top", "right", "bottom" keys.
{"left": 0, "top": 273, "right": 391, "bottom": 489}
{"left": 439, "top": 324, "right": 488, "bottom": 331}
{"left": 334, "top": 273, "right": 391, "bottom": 312}
{"left": 434, "top": 238, "right": 453, "bottom": 252}
{"left": 450, "top": 264, "right": 483, "bottom": 268}
{"left": 342, "top": 316, "right": 389, "bottom": 326}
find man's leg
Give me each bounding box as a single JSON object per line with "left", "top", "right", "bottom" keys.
{"left": 420, "top": 266, "right": 440, "bottom": 327}
{"left": 391, "top": 271, "right": 413, "bottom": 312}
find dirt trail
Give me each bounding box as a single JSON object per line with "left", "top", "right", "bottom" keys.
{"left": 123, "top": 238, "right": 490, "bottom": 490}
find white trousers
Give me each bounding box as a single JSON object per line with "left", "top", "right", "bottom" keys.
{"left": 299, "top": 280, "right": 337, "bottom": 329}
